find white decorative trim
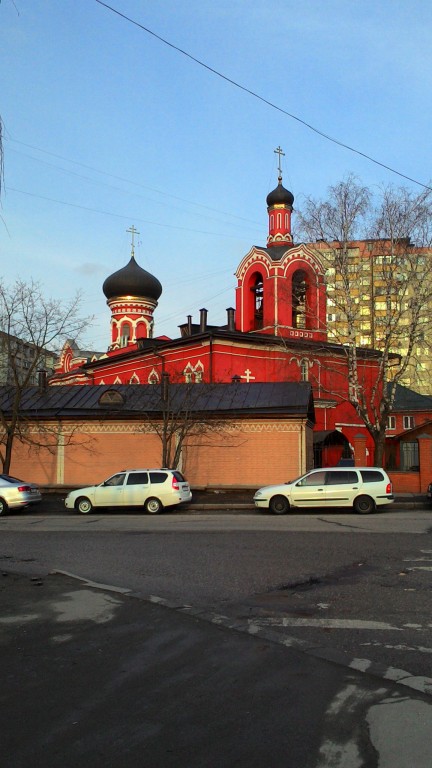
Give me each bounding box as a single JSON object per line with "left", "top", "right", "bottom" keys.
{"left": 148, "top": 368, "right": 159, "bottom": 383}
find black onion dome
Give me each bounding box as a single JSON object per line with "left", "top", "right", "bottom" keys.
{"left": 103, "top": 256, "right": 162, "bottom": 301}
{"left": 266, "top": 179, "right": 294, "bottom": 207}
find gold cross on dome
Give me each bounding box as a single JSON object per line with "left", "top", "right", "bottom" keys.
{"left": 274, "top": 146, "right": 285, "bottom": 176}
{"left": 126, "top": 225, "right": 140, "bottom": 257}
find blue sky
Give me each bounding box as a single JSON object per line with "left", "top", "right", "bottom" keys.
{"left": 1, "top": 0, "right": 431, "bottom": 351}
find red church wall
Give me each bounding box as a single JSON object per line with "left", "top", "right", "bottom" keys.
{"left": 78, "top": 334, "right": 380, "bottom": 465}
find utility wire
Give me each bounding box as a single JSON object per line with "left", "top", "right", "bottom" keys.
{"left": 6, "top": 186, "right": 255, "bottom": 239}
{"left": 95, "top": 0, "right": 432, "bottom": 193}
{"left": 8, "top": 138, "right": 260, "bottom": 226}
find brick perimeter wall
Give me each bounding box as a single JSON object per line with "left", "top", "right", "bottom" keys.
{"left": 9, "top": 418, "right": 312, "bottom": 488}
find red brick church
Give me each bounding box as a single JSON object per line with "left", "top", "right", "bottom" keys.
{"left": 51, "top": 159, "right": 382, "bottom": 467}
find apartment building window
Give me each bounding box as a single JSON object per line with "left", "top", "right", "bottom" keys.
{"left": 403, "top": 415, "right": 415, "bottom": 430}
{"left": 386, "top": 415, "right": 396, "bottom": 430}
{"left": 375, "top": 255, "right": 393, "bottom": 265}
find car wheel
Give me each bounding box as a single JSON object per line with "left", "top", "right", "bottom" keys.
{"left": 145, "top": 497, "right": 162, "bottom": 514}
{"left": 76, "top": 497, "right": 93, "bottom": 515}
{"left": 0, "top": 497, "right": 8, "bottom": 516}
{"left": 269, "top": 495, "right": 290, "bottom": 515}
{"left": 353, "top": 495, "right": 375, "bottom": 514}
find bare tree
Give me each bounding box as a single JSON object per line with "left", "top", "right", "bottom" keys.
{"left": 0, "top": 279, "right": 92, "bottom": 471}
{"left": 144, "top": 375, "right": 237, "bottom": 470}
{"left": 297, "top": 175, "right": 432, "bottom": 466}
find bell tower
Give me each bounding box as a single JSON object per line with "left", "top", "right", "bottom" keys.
{"left": 235, "top": 150, "right": 328, "bottom": 342}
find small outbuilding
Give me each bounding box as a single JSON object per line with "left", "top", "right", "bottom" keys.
{"left": 1, "top": 381, "right": 315, "bottom": 490}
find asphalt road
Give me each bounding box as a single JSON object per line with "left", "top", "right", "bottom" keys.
{"left": 2, "top": 505, "right": 432, "bottom": 766}
{"left": 2, "top": 505, "right": 432, "bottom": 691}
{"left": 4, "top": 570, "right": 432, "bottom": 768}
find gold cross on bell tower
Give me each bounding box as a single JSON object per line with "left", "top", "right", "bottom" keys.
{"left": 274, "top": 146, "right": 285, "bottom": 178}
{"left": 126, "top": 225, "right": 140, "bottom": 258}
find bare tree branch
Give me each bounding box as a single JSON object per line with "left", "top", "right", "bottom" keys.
{"left": 141, "top": 377, "right": 239, "bottom": 470}
{"left": 0, "top": 279, "right": 93, "bottom": 472}
{"left": 296, "top": 176, "right": 432, "bottom": 465}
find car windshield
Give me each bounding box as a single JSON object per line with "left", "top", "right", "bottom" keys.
{"left": 103, "top": 474, "right": 125, "bottom": 487}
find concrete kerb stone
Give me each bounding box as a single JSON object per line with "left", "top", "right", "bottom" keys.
{"left": 52, "top": 569, "right": 432, "bottom": 700}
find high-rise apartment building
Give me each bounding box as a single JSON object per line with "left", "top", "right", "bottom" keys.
{"left": 312, "top": 239, "right": 432, "bottom": 394}
{"left": 0, "top": 332, "right": 56, "bottom": 385}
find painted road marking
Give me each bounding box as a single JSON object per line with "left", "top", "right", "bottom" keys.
{"left": 249, "top": 617, "right": 402, "bottom": 630}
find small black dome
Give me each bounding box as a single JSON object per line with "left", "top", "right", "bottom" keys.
{"left": 266, "top": 179, "right": 294, "bottom": 208}
{"left": 103, "top": 256, "right": 162, "bottom": 301}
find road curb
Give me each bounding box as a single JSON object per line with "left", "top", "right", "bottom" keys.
{"left": 52, "top": 569, "right": 432, "bottom": 699}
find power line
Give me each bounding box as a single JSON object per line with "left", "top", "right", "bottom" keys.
{"left": 95, "top": 0, "right": 432, "bottom": 193}
{"left": 8, "top": 139, "right": 260, "bottom": 226}
{"left": 6, "top": 186, "right": 257, "bottom": 240}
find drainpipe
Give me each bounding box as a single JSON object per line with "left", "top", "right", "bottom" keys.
{"left": 209, "top": 335, "right": 213, "bottom": 383}
{"left": 152, "top": 347, "right": 165, "bottom": 384}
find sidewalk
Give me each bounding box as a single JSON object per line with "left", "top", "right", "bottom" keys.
{"left": 2, "top": 569, "right": 432, "bottom": 768}
{"left": 41, "top": 488, "right": 431, "bottom": 513}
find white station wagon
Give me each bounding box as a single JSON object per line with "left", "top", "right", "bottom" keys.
{"left": 253, "top": 467, "right": 394, "bottom": 515}
{"left": 65, "top": 469, "right": 192, "bottom": 515}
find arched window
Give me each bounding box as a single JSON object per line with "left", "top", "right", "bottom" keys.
{"left": 292, "top": 270, "right": 307, "bottom": 329}
{"left": 120, "top": 323, "right": 131, "bottom": 347}
{"left": 183, "top": 362, "right": 204, "bottom": 383}
{"left": 194, "top": 362, "right": 204, "bottom": 382}
{"left": 252, "top": 274, "right": 264, "bottom": 330}
{"left": 300, "top": 359, "right": 309, "bottom": 381}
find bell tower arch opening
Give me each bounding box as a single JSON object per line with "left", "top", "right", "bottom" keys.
{"left": 292, "top": 269, "right": 307, "bottom": 329}
{"left": 252, "top": 273, "right": 264, "bottom": 330}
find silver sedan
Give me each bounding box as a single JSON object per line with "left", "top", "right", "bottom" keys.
{"left": 0, "top": 474, "right": 42, "bottom": 515}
